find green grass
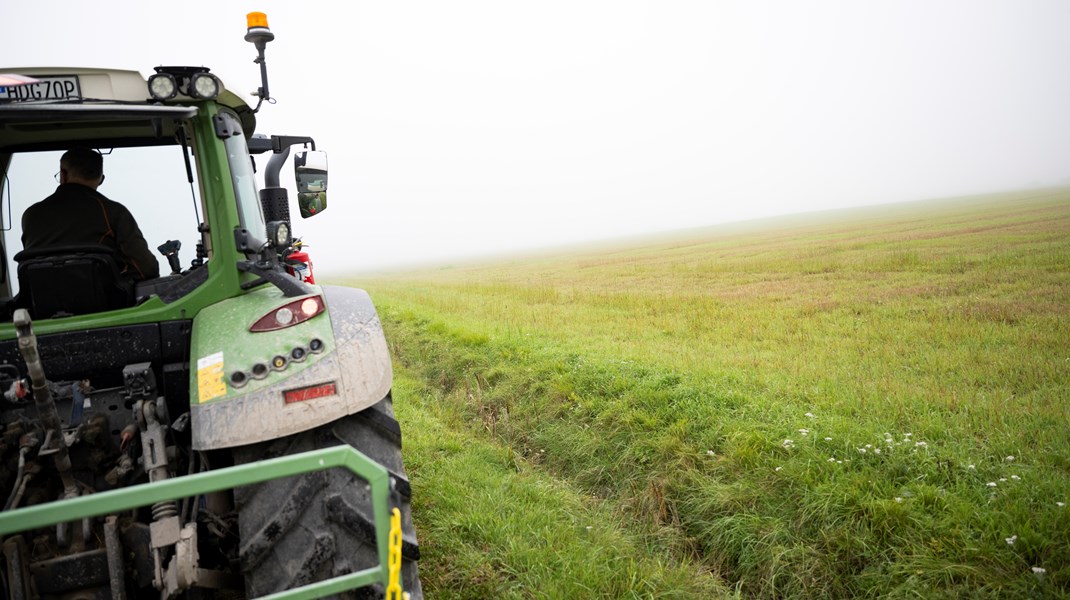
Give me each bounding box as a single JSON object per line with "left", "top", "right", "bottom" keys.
{"left": 390, "top": 371, "right": 729, "bottom": 598}
{"left": 336, "top": 188, "right": 1070, "bottom": 598}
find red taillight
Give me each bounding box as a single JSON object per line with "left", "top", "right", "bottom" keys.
{"left": 284, "top": 382, "right": 337, "bottom": 404}
{"left": 250, "top": 295, "right": 324, "bottom": 332}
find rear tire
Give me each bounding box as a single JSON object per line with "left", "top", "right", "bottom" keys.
{"left": 232, "top": 393, "right": 422, "bottom": 599}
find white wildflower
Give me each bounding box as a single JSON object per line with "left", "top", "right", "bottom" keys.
{"left": 858, "top": 448, "right": 867, "bottom": 454}
{"left": 914, "top": 441, "right": 927, "bottom": 447}
{"left": 706, "top": 450, "right": 715, "bottom": 456}
{"left": 1032, "top": 566, "right": 1046, "bottom": 575}
{"left": 987, "top": 482, "right": 998, "bottom": 487}
{"left": 782, "top": 439, "right": 795, "bottom": 449}
{"left": 865, "top": 444, "right": 873, "bottom": 449}
{"left": 874, "top": 448, "right": 882, "bottom": 454}
{"left": 1006, "top": 456, "right": 1015, "bottom": 462}
{"left": 804, "top": 412, "right": 815, "bottom": 419}
{"left": 798, "top": 428, "right": 810, "bottom": 436}
{"left": 1010, "top": 475, "right": 1020, "bottom": 481}
{"left": 827, "top": 457, "right": 836, "bottom": 462}
{"left": 999, "top": 478, "right": 1007, "bottom": 482}
{"left": 836, "top": 460, "right": 843, "bottom": 464}
{"left": 775, "top": 466, "right": 782, "bottom": 472}
{"left": 1005, "top": 535, "right": 1017, "bottom": 545}
{"left": 824, "top": 437, "right": 833, "bottom": 441}
{"left": 968, "top": 464, "right": 976, "bottom": 470}
{"left": 1057, "top": 502, "right": 1066, "bottom": 507}
{"left": 904, "top": 433, "right": 912, "bottom": 438}
{"left": 894, "top": 497, "right": 903, "bottom": 503}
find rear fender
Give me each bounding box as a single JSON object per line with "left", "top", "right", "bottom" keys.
{"left": 190, "top": 285, "right": 391, "bottom": 450}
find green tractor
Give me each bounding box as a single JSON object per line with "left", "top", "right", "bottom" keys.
{"left": 0, "top": 12, "right": 421, "bottom": 599}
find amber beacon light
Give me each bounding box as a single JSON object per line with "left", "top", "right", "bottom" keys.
{"left": 246, "top": 12, "right": 270, "bottom": 32}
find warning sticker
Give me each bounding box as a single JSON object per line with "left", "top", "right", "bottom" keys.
{"left": 197, "top": 352, "right": 226, "bottom": 403}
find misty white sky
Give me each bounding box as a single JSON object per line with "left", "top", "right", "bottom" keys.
{"left": 2, "top": 1, "right": 1069, "bottom": 273}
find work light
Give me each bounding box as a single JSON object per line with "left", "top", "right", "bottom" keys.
{"left": 147, "top": 73, "right": 177, "bottom": 100}
{"left": 266, "top": 220, "right": 291, "bottom": 248}
{"left": 189, "top": 73, "right": 221, "bottom": 99}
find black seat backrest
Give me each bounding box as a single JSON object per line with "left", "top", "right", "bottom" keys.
{"left": 13, "top": 245, "right": 135, "bottom": 319}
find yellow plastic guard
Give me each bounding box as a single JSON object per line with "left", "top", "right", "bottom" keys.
{"left": 386, "top": 507, "right": 405, "bottom": 600}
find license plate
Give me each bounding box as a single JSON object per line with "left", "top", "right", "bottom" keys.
{"left": 0, "top": 76, "right": 81, "bottom": 101}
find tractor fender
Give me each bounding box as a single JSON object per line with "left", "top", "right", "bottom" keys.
{"left": 190, "top": 285, "right": 392, "bottom": 450}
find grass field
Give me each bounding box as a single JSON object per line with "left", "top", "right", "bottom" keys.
{"left": 337, "top": 188, "right": 1070, "bottom": 598}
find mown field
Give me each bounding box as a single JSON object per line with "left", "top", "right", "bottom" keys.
{"left": 337, "top": 188, "right": 1070, "bottom": 598}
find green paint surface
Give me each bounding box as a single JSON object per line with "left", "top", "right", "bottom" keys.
{"left": 190, "top": 284, "right": 336, "bottom": 405}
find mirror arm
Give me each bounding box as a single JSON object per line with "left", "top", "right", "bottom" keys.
{"left": 247, "top": 135, "right": 316, "bottom": 155}
{"left": 271, "top": 135, "right": 315, "bottom": 153}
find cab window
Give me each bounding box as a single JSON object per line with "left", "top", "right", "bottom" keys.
{"left": 2, "top": 145, "right": 203, "bottom": 295}
{"left": 218, "top": 111, "right": 265, "bottom": 243}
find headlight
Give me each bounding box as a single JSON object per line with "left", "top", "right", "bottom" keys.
{"left": 189, "top": 73, "right": 221, "bottom": 99}
{"left": 147, "top": 74, "right": 178, "bottom": 101}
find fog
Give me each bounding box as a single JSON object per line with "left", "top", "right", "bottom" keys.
{"left": 3, "top": 1, "right": 1069, "bottom": 273}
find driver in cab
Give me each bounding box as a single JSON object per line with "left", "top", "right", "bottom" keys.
{"left": 22, "top": 148, "right": 160, "bottom": 281}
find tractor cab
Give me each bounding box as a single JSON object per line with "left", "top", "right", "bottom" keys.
{"left": 0, "top": 67, "right": 243, "bottom": 322}
{"left": 0, "top": 64, "right": 326, "bottom": 329}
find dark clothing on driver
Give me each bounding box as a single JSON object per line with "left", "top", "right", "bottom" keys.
{"left": 22, "top": 183, "right": 160, "bottom": 281}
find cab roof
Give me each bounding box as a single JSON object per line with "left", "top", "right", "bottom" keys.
{"left": 0, "top": 67, "right": 255, "bottom": 153}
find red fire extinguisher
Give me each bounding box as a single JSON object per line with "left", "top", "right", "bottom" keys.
{"left": 286, "top": 240, "right": 315, "bottom": 284}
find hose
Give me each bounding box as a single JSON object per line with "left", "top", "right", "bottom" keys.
{"left": 3, "top": 447, "right": 28, "bottom": 510}
{"left": 7, "top": 471, "right": 33, "bottom": 512}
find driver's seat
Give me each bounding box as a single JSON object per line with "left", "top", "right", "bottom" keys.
{"left": 13, "top": 245, "right": 135, "bottom": 319}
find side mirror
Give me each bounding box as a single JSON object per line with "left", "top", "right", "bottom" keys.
{"left": 294, "top": 150, "right": 328, "bottom": 218}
